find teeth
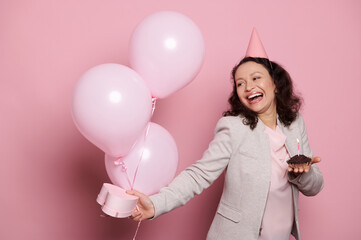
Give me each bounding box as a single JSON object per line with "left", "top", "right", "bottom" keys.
{"left": 248, "top": 93, "right": 262, "bottom": 99}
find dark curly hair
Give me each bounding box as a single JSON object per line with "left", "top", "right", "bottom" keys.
{"left": 223, "top": 57, "right": 302, "bottom": 130}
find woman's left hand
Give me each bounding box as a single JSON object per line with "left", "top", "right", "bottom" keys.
{"left": 288, "top": 157, "right": 321, "bottom": 174}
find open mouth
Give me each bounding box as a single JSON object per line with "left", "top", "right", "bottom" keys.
{"left": 247, "top": 93, "right": 263, "bottom": 104}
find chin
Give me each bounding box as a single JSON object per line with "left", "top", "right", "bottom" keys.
{"left": 246, "top": 105, "right": 262, "bottom": 113}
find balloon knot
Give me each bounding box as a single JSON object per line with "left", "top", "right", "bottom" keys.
{"left": 151, "top": 98, "right": 157, "bottom": 115}
{"left": 114, "top": 157, "right": 127, "bottom": 171}
{"left": 114, "top": 157, "right": 122, "bottom": 165}
{"left": 120, "top": 162, "right": 127, "bottom": 172}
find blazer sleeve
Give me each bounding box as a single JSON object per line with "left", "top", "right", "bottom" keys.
{"left": 288, "top": 114, "right": 324, "bottom": 196}
{"left": 149, "top": 117, "right": 232, "bottom": 218}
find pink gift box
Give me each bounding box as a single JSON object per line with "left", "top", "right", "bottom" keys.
{"left": 97, "top": 183, "right": 139, "bottom": 218}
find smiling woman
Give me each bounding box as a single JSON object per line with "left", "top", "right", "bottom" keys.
{"left": 126, "top": 28, "right": 323, "bottom": 240}
{"left": 225, "top": 57, "right": 301, "bottom": 130}
{"left": 235, "top": 61, "right": 277, "bottom": 117}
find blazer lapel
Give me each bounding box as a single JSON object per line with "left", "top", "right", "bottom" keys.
{"left": 255, "top": 119, "right": 272, "bottom": 179}
{"left": 277, "top": 117, "right": 297, "bottom": 157}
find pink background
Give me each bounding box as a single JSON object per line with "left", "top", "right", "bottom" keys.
{"left": 1, "top": 0, "right": 360, "bottom": 239}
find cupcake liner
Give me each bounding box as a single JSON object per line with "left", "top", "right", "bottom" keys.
{"left": 286, "top": 154, "right": 311, "bottom": 165}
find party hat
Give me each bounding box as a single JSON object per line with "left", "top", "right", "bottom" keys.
{"left": 245, "top": 28, "right": 268, "bottom": 59}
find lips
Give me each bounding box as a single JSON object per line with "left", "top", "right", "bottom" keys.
{"left": 246, "top": 92, "right": 263, "bottom": 104}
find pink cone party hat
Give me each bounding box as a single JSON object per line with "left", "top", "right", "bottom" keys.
{"left": 245, "top": 28, "right": 268, "bottom": 59}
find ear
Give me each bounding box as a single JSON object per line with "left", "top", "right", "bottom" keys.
{"left": 274, "top": 88, "right": 278, "bottom": 93}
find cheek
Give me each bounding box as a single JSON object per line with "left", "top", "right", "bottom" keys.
{"left": 261, "top": 82, "right": 276, "bottom": 95}
{"left": 236, "top": 88, "right": 244, "bottom": 100}
{"left": 236, "top": 89, "right": 248, "bottom": 105}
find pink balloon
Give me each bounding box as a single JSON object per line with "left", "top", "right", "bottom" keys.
{"left": 105, "top": 122, "right": 178, "bottom": 195}
{"left": 72, "top": 64, "right": 152, "bottom": 157}
{"left": 129, "top": 11, "right": 205, "bottom": 99}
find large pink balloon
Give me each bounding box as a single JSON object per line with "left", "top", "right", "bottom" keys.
{"left": 105, "top": 122, "right": 178, "bottom": 195}
{"left": 72, "top": 64, "right": 152, "bottom": 157}
{"left": 129, "top": 11, "right": 205, "bottom": 99}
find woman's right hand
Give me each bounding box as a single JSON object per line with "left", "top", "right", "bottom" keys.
{"left": 126, "top": 190, "right": 155, "bottom": 221}
{"left": 288, "top": 156, "right": 322, "bottom": 174}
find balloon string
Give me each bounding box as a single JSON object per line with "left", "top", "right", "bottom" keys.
{"left": 133, "top": 221, "right": 141, "bottom": 240}
{"left": 114, "top": 123, "right": 151, "bottom": 240}
{"left": 132, "top": 206, "right": 142, "bottom": 240}
{"left": 129, "top": 101, "right": 154, "bottom": 240}
{"left": 128, "top": 123, "right": 151, "bottom": 240}
{"left": 130, "top": 123, "right": 151, "bottom": 189}
{"left": 128, "top": 98, "right": 155, "bottom": 189}
{"left": 113, "top": 96, "right": 156, "bottom": 170}
{"left": 115, "top": 99, "right": 156, "bottom": 240}
{"left": 114, "top": 96, "right": 155, "bottom": 188}
{"left": 115, "top": 159, "right": 133, "bottom": 189}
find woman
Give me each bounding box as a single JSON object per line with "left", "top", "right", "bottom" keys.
{"left": 127, "top": 29, "right": 324, "bottom": 240}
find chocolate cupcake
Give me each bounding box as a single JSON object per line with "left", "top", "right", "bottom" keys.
{"left": 286, "top": 154, "right": 311, "bottom": 165}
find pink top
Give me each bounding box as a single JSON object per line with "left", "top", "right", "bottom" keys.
{"left": 259, "top": 126, "right": 294, "bottom": 240}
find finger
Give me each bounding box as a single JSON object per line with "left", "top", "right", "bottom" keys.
{"left": 130, "top": 210, "right": 138, "bottom": 218}
{"left": 288, "top": 163, "right": 294, "bottom": 171}
{"left": 302, "top": 163, "right": 308, "bottom": 170}
{"left": 130, "top": 208, "right": 140, "bottom": 217}
{"left": 125, "top": 190, "right": 147, "bottom": 201}
{"left": 126, "top": 189, "right": 146, "bottom": 198}
{"left": 293, "top": 167, "right": 299, "bottom": 173}
{"left": 133, "top": 212, "right": 143, "bottom": 222}
{"left": 131, "top": 212, "right": 142, "bottom": 220}
{"left": 311, "top": 157, "right": 321, "bottom": 164}
{"left": 305, "top": 163, "right": 311, "bottom": 172}
{"left": 298, "top": 167, "right": 304, "bottom": 173}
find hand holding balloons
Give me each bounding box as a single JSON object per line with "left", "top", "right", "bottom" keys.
{"left": 72, "top": 12, "right": 205, "bottom": 218}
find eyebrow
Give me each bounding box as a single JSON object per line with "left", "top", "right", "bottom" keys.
{"left": 236, "top": 71, "right": 263, "bottom": 81}
{"left": 235, "top": 77, "right": 244, "bottom": 81}
{"left": 250, "top": 71, "right": 263, "bottom": 76}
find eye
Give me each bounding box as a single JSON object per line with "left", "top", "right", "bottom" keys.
{"left": 253, "top": 76, "right": 261, "bottom": 81}
{"left": 237, "top": 82, "right": 245, "bottom": 87}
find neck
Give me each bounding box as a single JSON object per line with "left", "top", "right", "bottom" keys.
{"left": 258, "top": 107, "right": 277, "bottom": 130}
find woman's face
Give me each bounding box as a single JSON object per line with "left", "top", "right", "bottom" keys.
{"left": 235, "top": 61, "right": 277, "bottom": 116}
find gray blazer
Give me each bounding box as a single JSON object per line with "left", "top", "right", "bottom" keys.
{"left": 150, "top": 114, "right": 324, "bottom": 240}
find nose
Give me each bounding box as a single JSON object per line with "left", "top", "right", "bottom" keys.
{"left": 245, "top": 80, "right": 255, "bottom": 92}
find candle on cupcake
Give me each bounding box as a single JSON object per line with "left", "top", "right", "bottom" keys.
{"left": 286, "top": 138, "right": 311, "bottom": 165}
{"left": 297, "top": 138, "right": 300, "bottom": 156}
